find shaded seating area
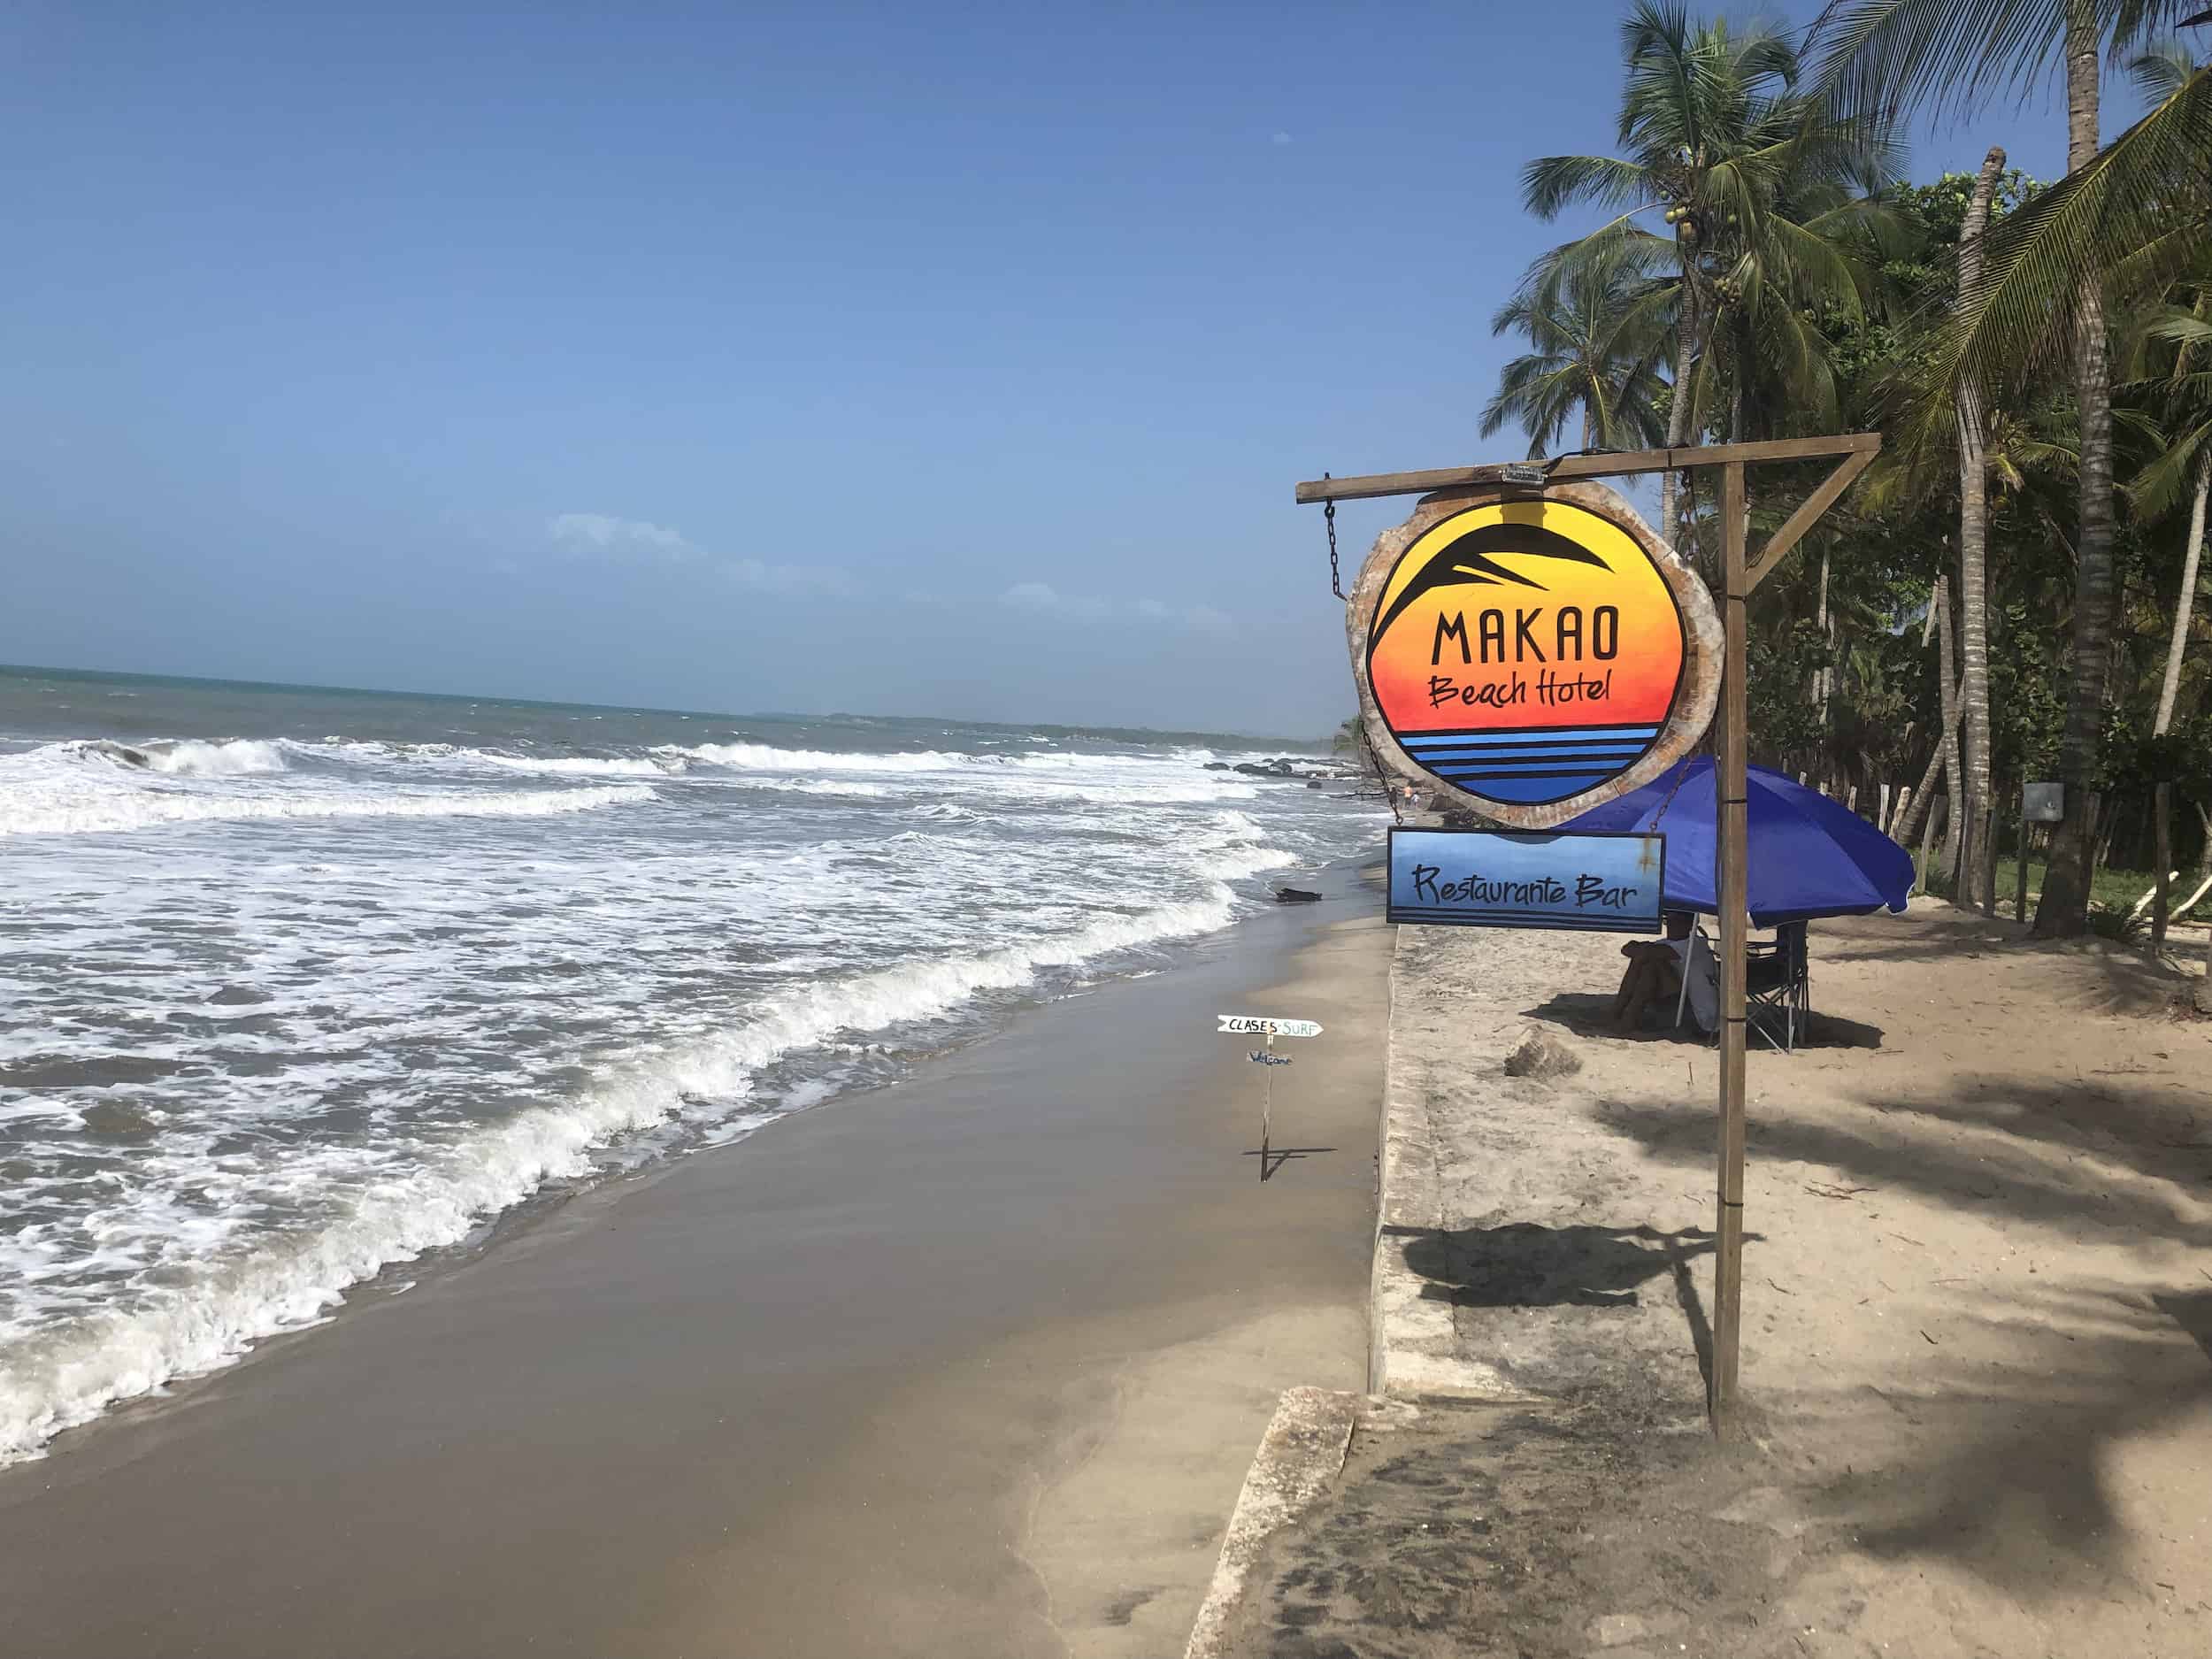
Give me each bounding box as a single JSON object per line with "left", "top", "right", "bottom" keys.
{"left": 1564, "top": 757, "right": 1912, "bottom": 1051}
{"left": 1674, "top": 918, "right": 1809, "bottom": 1049}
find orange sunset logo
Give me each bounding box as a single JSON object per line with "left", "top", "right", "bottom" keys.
{"left": 1366, "top": 499, "right": 1686, "bottom": 807}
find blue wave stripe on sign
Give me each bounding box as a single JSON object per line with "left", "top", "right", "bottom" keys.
{"left": 1409, "top": 743, "right": 1649, "bottom": 761}
{"left": 1398, "top": 724, "right": 1660, "bottom": 747}
{"left": 1425, "top": 774, "right": 1619, "bottom": 787}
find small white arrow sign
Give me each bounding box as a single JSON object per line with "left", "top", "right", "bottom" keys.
{"left": 1217, "top": 1015, "right": 1323, "bottom": 1038}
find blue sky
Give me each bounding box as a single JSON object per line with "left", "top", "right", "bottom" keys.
{"left": 0, "top": 3, "right": 2119, "bottom": 735}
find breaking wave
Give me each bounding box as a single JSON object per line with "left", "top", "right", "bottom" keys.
{"left": 670, "top": 741, "right": 968, "bottom": 773}
{"left": 0, "top": 877, "right": 1255, "bottom": 1462}
{"left": 122, "top": 738, "right": 290, "bottom": 776}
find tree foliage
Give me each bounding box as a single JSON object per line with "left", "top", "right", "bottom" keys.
{"left": 1481, "top": 5, "right": 2212, "bottom": 907}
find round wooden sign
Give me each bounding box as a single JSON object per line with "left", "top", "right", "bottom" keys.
{"left": 1347, "top": 483, "right": 1720, "bottom": 828}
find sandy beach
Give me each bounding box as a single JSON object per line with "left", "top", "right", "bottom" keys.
{"left": 1215, "top": 897, "right": 2212, "bottom": 1657}
{"left": 0, "top": 864, "right": 1391, "bottom": 1658}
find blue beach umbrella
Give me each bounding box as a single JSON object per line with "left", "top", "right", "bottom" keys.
{"left": 1556, "top": 756, "right": 1915, "bottom": 924}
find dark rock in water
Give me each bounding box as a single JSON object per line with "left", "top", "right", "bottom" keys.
{"left": 1305, "top": 780, "right": 1325, "bottom": 789}
{"left": 1503, "top": 1025, "right": 1582, "bottom": 1080}
{"left": 80, "top": 1101, "right": 160, "bottom": 1140}
{"left": 206, "top": 984, "right": 271, "bottom": 1006}
{"left": 1274, "top": 887, "right": 1324, "bottom": 904}
{"left": 1202, "top": 761, "right": 1233, "bottom": 772}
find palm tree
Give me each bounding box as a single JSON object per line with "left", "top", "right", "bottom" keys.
{"left": 1481, "top": 245, "right": 1672, "bottom": 457}
{"left": 2115, "top": 36, "right": 2212, "bottom": 940}
{"left": 2134, "top": 296, "right": 2211, "bottom": 733}
{"left": 1811, "top": 0, "right": 2208, "bottom": 934}
{"left": 2123, "top": 42, "right": 2212, "bottom": 743}
{"left": 1956, "top": 147, "right": 2008, "bottom": 912}
{"left": 1523, "top": 4, "right": 1900, "bottom": 541}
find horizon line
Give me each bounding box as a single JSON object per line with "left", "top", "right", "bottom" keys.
{"left": 0, "top": 660, "right": 1337, "bottom": 749}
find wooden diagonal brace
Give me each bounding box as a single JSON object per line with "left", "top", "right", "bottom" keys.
{"left": 1744, "top": 446, "right": 1878, "bottom": 594}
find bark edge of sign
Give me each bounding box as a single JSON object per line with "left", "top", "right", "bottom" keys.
{"left": 1345, "top": 481, "right": 1723, "bottom": 830}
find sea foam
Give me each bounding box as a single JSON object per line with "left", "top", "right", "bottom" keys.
{"left": 0, "top": 874, "right": 1257, "bottom": 1463}
{"left": 0, "top": 715, "right": 1368, "bottom": 1464}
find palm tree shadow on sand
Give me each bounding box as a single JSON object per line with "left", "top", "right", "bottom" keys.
{"left": 1519, "top": 992, "right": 1885, "bottom": 1049}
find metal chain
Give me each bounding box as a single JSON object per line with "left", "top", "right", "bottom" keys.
{"left": 1643, "top": 755, "right": 1695, "bottom": 833}
{"left": 1325, "top": 476, "right": 1343, "bottom": 601}
{"left": 1362, "top": 725, "right": 1404, "bottom": 825}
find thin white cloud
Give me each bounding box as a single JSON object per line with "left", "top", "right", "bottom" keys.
{"left": 1271, "top": 130, "right": 1294, "bottom": 146}
{"left": 548, "top": 512, "right": 849, "bottom": 595}
{"left": 549, "top": 512, "right": 695, "bottom": 559}
{"left": 722, "top": 557, "right": 855, "bottom": 596}
{"left": 1001, "top": 580, "right": 1110, "bottom": 619}
{"left": 997, "top": 582, "right": 1235, "bottom": 635}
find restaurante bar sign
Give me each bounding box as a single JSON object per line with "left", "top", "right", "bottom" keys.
{"left": 1347, "top": 483, "right": 1720, "bottom": 828}
{"left": 1386, "top": 827, "right": 1665, "bottom": 933}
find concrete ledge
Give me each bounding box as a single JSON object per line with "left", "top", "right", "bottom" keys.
{"left": 1370, "top": 926, "right": 1548, "bottom": 1404}
{"left": 1180, "top": 1385, "right": 1358, "bottom": 1659}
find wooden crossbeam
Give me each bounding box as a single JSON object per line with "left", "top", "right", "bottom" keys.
{"left": 1744, "top": 445, "right": 1878, "bottom": 594}
{"left": 1293, "top": 433, "right": 1879, "bottom": 504}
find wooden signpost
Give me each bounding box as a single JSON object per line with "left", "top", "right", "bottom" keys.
{"left": 1218, "top": 1014, "right": 1322, "bottom": 1179}
{"left": 1300, "top": 434, "right": 1879, "bottom": 1430}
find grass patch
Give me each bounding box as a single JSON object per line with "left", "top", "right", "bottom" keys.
{"left": 1920, "top": 856, "right": 2178, "bottom": 917}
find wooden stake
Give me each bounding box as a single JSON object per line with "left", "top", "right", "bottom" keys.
{"left": 1262, "top": 1032, "right": 1274, "bottom": 1180}
{"left": 2155, "top": 782, "right": 2173, "bottom": 946}
{"left": 1713, "top": 461, "right": 1750, "bottom": 1429}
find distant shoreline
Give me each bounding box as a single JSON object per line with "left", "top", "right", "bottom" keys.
{"left": 0, "top": 661, "right": 1336, "bottom": 749}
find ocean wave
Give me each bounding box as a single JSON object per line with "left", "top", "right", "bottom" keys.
{"left": 119, "top": 738, "right": 291, "bottom": 776}
{"left": 736, "top": 778, "right": 895, "bottom": 799}
{"left": 470, "top": 752, "right": 684, "bottom": 779}
{"left": 0, "top": 777, "right": 652, "bottom": 838}
{"left": 0, "top": 878, "right": 1254, "bottom": 1463}
{"left": 668, "top": 741, "right": 970, "bottom": 773}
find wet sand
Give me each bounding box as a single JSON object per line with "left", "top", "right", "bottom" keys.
{"left": 0, "top": 864, "right": 1389, "bottom": 1658}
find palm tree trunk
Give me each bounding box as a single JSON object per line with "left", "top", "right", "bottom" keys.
{"left": 1918, "top": 788, "right": 1943, "bottom": 894}
{"left": 1956, "top": 147, "right": 2005, "bottom": 918}
{"left": 2033, "top": 8, "right": 2116, "bottom": 939}
{"left": 2150, "top": 453, "right": 2208, "bottom": 949}
{"left": 1815, "top": 548, "right": 1832, "bottom": 724}
{"left": 2154, "top": 450, "right": 2209, "bottom": 733}
{"left": 1658, "top": 254, "right": 1698, "bottom": 546}
{"left": 1934, "top": 575, "right": 1964, "bottom": 884}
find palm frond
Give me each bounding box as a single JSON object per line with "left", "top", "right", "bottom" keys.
{"left": 1811, "top": 0, "right": 2072, "bottom": 124}
{"left": 1522, "top": 154, "right": 1655, "bottom": 220}
{"left": 2126, "top": 417, "right": 2212, "bottom": 515}
{"left": 2131, "top": 36, "right": 2200, "bottom": 97}
{"left": 1926, "top": 63, "right": 2212, "bottom": 408}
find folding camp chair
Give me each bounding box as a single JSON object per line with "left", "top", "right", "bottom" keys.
{"left": 1676, "top": 921, "right": 1808, "bottom": 1052}
{"left": 1745, "top": 921, "right": 1809, "bottom": 1051}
